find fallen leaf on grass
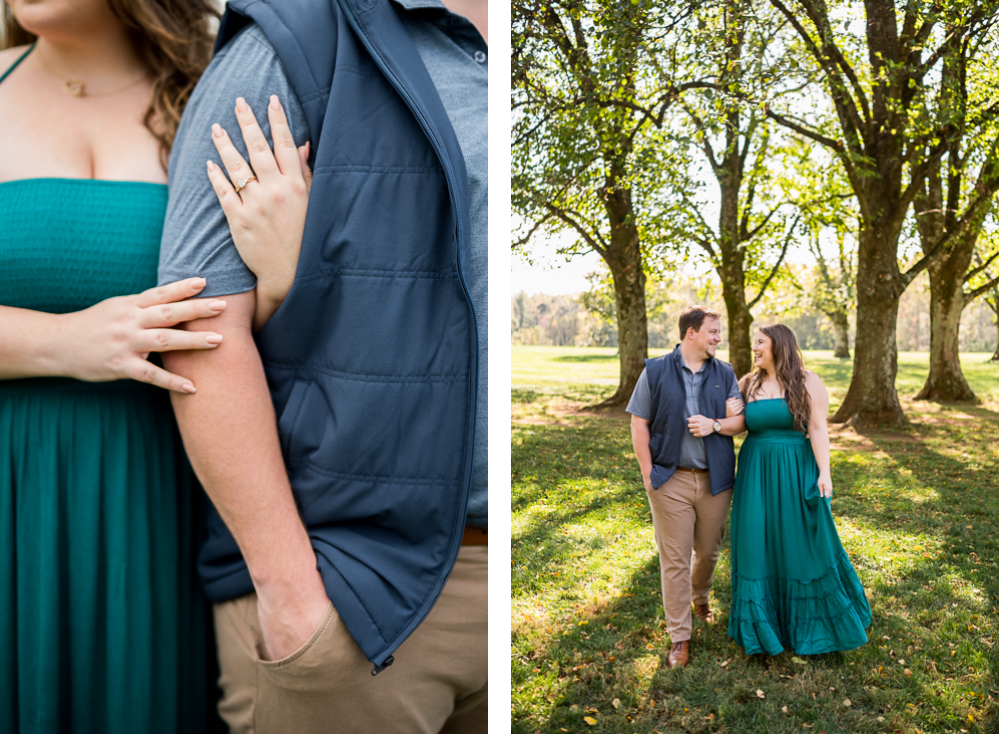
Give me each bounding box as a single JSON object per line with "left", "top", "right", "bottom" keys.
{"left": 842, "top": 699, "right": 851, "bottom": 707}
{"left": 612, "top": 699, "right": 621, "bottom": 710}
{"left": 756, "top": 690, "right": 765, "bottom": 699}
{"left": 781, "top": 706, "right": 788, "bottom": 714}
{"left": 720, "top": 660, "right": 730, "bottom": 668}
{"left": 583, "top": 717, "right": 597, "bottom": 725}
{"left": 904, "top": 669, "right": 911, "bottom": 676}
{"left": 791, "top": 657, "right": 808, "bottom": 665}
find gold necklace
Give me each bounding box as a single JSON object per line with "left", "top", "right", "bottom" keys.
{"left": 34, "top": 49, "right": 147, "bottom": 98}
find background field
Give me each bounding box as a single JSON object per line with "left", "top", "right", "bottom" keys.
{"left": 512, "top": 347, "right": 998, "bottom": 734}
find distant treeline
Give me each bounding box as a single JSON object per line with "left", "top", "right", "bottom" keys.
{"left": 512, "top": 270, "right": 998, "bottom": 354}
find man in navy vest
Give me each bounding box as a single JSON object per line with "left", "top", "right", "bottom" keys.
{"left": 158, "top": 0, "right": 488, "bottom": 730}
{"left": 627, "top": 306, "right": 746, "bottom": 668}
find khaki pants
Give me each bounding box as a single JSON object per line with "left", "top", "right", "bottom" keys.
{"left": 213, "top": 546, "right": 488, "bottom": 734}
{"left": 646, "top": 470, "right": 731, "bottom": 643}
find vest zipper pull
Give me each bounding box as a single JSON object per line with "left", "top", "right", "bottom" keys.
{"left": 371, "top": 655, "right": 395, "bottom": 676}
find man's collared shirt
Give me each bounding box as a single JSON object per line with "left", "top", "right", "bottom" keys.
{"left": 626, "top": 353, "right": 742, "bottom": 469}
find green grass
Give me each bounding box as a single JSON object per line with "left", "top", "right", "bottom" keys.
{"left": 512, "top": 347, "right": 998, "bottom": 734}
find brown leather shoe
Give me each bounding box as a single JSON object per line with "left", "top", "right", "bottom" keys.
{"left": 694, "top": 603, "right": 714, "bottom": 624}
{"left": 667, "top": 640, "right": 690, "bottom": 668}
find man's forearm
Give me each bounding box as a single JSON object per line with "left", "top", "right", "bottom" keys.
{"left": 630, "top": 417, "right": 653, "bottom": 477}
{"left": 163, "top": 291, "right": 320, "bottom": 592}
{"left": 717, "top": 415, "right": 746, "bottom": 437}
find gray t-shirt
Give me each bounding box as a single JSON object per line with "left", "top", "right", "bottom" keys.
{"left": 399, "top": 0, "right": 488, "bottom": 528}
{"left": 159, "top": 10, "right": 488, "bottom": 526}
{"left": 626, "top": 358, "right": 742, "bottom": 469}
{"left": 159, "top": 24, "right": 307, "bottom": 295}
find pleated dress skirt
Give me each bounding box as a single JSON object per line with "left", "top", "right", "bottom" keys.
{"left": 727, "top": 398, "right": 871, "bottom": 656}
{"left": 0, "top": 179, "right": 218, "bottom": 733}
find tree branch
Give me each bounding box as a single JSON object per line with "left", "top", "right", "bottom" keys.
{"left": 514, "top": 212, "right": 556, "bottom": 250}
{"left": 680, "top": 100, "right": 721, "bottom": 172}
{"left": 966, "top": 276, "right": 1000, "bottom": 303}
{"left": 765, "top": 109, "right": 842, "bottom": 152}
{"left": 747, "top": 214, "right": 799, "bottom": 310}
{"left": 964, "top": 252, "right": 999, "bottom": 284}
{"left": 544, "top": 203, "right": 609, "bottom": 259}
{"left": 745, "top": 203, "right": 782, "bottom": 242}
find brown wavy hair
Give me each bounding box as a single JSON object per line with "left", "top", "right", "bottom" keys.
{"left": 739, "top": 324, "right": 811, "bottom": 433}
{"left": 1, "top": 0, "right": 218, "bottom": 168}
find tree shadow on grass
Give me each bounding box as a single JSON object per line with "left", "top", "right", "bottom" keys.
{"left": 513, "top": 411, "right": 998, "bottom": 732}
{"left": 512, "top": 388, "right": 541, "bottom": 404}
{"left": 552, "top": 353, "right": 620, "bottom": 364}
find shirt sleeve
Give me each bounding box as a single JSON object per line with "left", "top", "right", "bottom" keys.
{"left": 158, "top": 24, "right": 309, "bottom": 298}
{"left": 728, "top": 370, "right": 743, "bottom": 401}
{"left": 625, "top": 368, "right": 652, "bottom": 419}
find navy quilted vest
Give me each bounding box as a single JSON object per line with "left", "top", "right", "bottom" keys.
{"left": 200, "top": 0, "right": 477, "bottom": 674}
{"left": 645, "top": 348, "right": 735, "bottom": 496}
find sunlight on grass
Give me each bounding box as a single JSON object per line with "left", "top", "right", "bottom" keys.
{"left": 512, "top": 347, "right": 998, "bottom": 734}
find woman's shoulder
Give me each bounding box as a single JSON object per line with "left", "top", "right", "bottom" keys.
{"left": 803, "top": 369, "right": 828, "bottom": 394}
{"left": 0, "top": 44, "right": 33, "bottom": 85}
{"left": 0, "top": 45, "right": 32, "bottom": 74}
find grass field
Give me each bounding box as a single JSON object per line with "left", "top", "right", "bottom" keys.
{"left": 512, "top": 347, "right": 998, "bottom": 734}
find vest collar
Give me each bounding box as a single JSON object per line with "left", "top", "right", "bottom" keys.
{"left": 337, "top": 0, "right": 471, "bottom": 251}
{"left": 671, "top": 344, "right": 716, "bottom": 374}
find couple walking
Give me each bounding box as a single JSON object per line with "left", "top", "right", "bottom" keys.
{"left": 628, "top": 306, "right": 871, "bottom": 668}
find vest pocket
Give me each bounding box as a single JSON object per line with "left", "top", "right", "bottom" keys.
{"left": 279, "top": 379, "right": 312, "bottom": 459}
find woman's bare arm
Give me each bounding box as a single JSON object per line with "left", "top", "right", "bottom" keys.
{"left": 805, "top": 371, "right": 833, "bottom": 498}
{"left": 0, "top": 278, "right": 226, "bottom": 391}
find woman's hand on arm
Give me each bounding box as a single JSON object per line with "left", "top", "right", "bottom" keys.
{"left": 0, "top": 278, "right": 227, "bottom": 392}
{"left": 206, "top": 95, "right": 312, "bottom": 333}
{"left": 805, "top": 371, "right": 833, "bottom": 498}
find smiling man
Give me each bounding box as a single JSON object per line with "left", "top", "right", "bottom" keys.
{"left": 627, "top": 306, "right": 745, "bottom": 668}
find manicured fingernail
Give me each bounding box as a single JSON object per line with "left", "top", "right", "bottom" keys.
{"left": 208, "top": 300, "right": 227, "bottom": 311}
{"left": 212, "top": 123, "right": 224, "bottom": 138}
{"left": 236, "top": 97, "right": 248, "bottom": 113}
{"left": 192, "top": 278, "right": 207, "bottom": 288}
{"left": 270, "top": 94, "right": 281, "bottom": 111}
{"left": 182, "top": 383, "right": 197, "bottom": 394}
{"left": 207, "top": 160, "right": 217, "bottom": 171}
{"left": 206, "top": 334, "right": 223, "bottom": 345}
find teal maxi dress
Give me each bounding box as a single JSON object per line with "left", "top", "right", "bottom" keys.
{"left": 0, "top": 177, "right": 218, "bottom": 732}
{"left": 728, "top": 398, "right": 871, "bottom": 656}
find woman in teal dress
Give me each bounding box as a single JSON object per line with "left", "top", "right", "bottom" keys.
{"left": 726, "top": 324, "right": 871, "bottom": 656}
{"left": 0, "top": 1, "right": 306, "bottom": 731}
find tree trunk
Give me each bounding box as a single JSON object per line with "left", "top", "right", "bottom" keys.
{"left": 721, "top": 280, "right": 753, "bottom": 379}
{"left": 716, "top": 174, "right": 754, "bottom": 379}
{"left": 914, "top": 240, "right": 978, "bottom": 401}
{"left": 991, "top": 347, "right": 998, "bottom": 362}
{"left": 831, "top": 225, "right": 907, "bottom": 426}
{"left": 601, "top": 185, "right": 647, "bottom": 406}
{"left": 828, "top": 310, "right": 850, "bottom": 359}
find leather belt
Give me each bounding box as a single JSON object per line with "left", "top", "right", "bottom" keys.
{"left": 462, "top": 526, "right": 488, "bottom": 545}
{"left": 674, "top": 466, "right": 708, "bottom": 474}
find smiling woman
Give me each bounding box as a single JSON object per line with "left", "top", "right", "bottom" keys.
{"left": 0, "top": 1, "right": 224, "bottom": 731}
